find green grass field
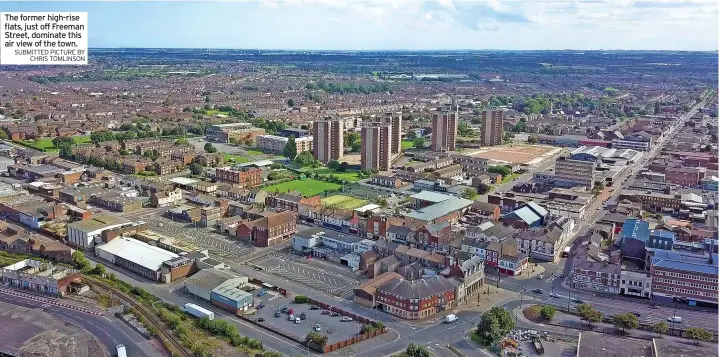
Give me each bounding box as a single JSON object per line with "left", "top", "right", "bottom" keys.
{"left": 262, "top": 179, "right": 341, "bottom": 197}
{"left": 303, "top": 168, "right": 362, "bottom": 182}
{"left": 224, "top": 154, "right": 251, "bottom": 163}
{"left": 321, "top": 195, "right": 369, "bottom": 209}
{"left": 244, "top": 149, "right": 265, "bottom": 156}
{"left": 401, "top": 140, "right": 414, "bottom": 150}
{"left": 19, "top": 135, "right": 92, "bottom": 152}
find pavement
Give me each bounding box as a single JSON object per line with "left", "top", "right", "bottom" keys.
{"left": 0, "top": 290, "right": 163, "bottom": 357}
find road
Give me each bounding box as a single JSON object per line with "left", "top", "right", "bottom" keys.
{"left": 491, "top": 100, "right": 718, "bottom": 332}
{"left": 0, "top": 290, "right": 161, "bottom": 357}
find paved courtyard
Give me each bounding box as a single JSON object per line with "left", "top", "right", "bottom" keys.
{"left": 122, "top": 210, "right": 262, "bottom": 262}
{"left": 250, "top": 250, "right": 360, "bottom": 296}
{"left": 253, "top": 299, "right": 364, "bottom": 344}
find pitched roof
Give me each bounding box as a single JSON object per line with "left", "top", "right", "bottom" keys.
{"left": 377, "top": 276, "right": 461, "bottom": 299}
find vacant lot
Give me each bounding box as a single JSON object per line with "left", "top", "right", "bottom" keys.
{"left": 321, "top": 195, "right": 368, "bottom": 209}
{"left": 262, "top": 179, "right": 341, "bottom": 197}
{"left": 19, "top": 135, "right": 92, "bottom": 152}
{"left": 471, "top": 144, "right": 558, "bottom": 165}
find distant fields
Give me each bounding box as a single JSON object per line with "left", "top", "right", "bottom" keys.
{"left": 321, "top": 195, "right": 368, "bottom": 209}
{"left": 262, "top": 179, "right": 341, "bottom": 197}
{"left": 19, "top": 135, "right": 92, "bottom": 152}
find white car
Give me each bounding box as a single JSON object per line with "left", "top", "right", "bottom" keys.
{"left": 667, "top": 316, "right": 682, "bottom": 323}
{"left": 340, "top": 316, "right": 353, "bottom": 322}
{"left": 314, "top": 324, "right": 321, "bottom": 332}
{"left": 537, "top": 275, "right": 545, "bottom": 280}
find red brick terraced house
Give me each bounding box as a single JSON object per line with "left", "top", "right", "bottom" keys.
{"left": 236, "top": 211, "right": 297, "bottom": 247}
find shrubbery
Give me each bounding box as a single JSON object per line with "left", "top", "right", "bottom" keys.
{"left": 294, "top": 295, "right": 310, "bottom": 304}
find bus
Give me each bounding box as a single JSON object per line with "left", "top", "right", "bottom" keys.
{"left": 116, "top": 344, "right": 127, "bottom": 357}
{"left": 561, "top": 246, "right": 571, "bottom": 258}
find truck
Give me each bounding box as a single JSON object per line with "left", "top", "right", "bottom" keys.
{"left": 116, "top": 344, "right": 127, "bottom": 357}
{"left": 444, "top": 314, "right": 458, "bottom": 323}
{"left": 183, "top": 303, "right": 215, "bottom": 320}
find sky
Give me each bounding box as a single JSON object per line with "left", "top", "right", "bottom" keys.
{"left": 4, "top": 0, "right": 718, "bottom": 51}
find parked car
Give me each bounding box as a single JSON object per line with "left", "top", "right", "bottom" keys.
{"left": 309, "top": 305, "right": 319, "bottom": 310}
{"left": 532, "top": 289, "right": 544, "bottom": 294}
{"left": 650, "top": 305, "right": 659, "bottom": 309}
{"left": 288, "top": 314, "right": 294, "bottom": 321}
{"left": 632, "top": 312, "right": 641, "bottom": 317}
{"left": 330, "top": 312, "right": 340, "bottom": 317}
{"left": 257, "top": 290, "right": 267, "bottom": 297}
{"left": 274, "top": 311, "right": 281, "bottom": 318}
{"left": 299, "top": 312, "right": 307, "bottom": 320}
{"left": 281, "top": 307, "right": 289, "bottom": 313}
{"left": 257, "top": 303, "right": 265, "bottom": 309}
{"left": 667, "top": 316, "right": 682, "bottom": 323}
{"left": 257, "top": 317, "right": 265, "bottom": 322}
{"left": 314, "top": 324, "right": 321, "bottom": 332}
{"left": 288, "top": 308, "right": 294, "bottom": 315}
{"left": 537, "top": 275, "right": 545, "bottom": 280}
{"left": 340, "top": 316, "right": 353, "bottom": 322}
{"left": 572, "top": 298, "right": 584, "bottom": 304}
{"left": 295, "top": 317, "right": 301, "bottom": 324}
{"left": 549, "top": 293, "right": 561, "bottom": 298}
{"left": 321, "top": 310, "right": 331, "bottom": 315}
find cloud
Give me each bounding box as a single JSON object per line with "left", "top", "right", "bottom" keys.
{"left": 631, "top": 0, "right": 713, "bottom": 9}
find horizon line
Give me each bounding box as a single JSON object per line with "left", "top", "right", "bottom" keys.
{"left": 88, "top": 47, "right": 719, "bottom": 53}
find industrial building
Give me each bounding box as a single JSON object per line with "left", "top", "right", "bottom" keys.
{"left": 66, "top": 214, "right": 131, "bottom": 250}
{"left": 95, "top": 237, "right": 180, "bottom": 281}
{"left": 2, "top": 259, "right": 81, "bottom": 296}
{"left": 184, "top": 269, "right": 254, "bottom": 314}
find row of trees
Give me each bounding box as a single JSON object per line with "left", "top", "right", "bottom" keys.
{"left": 305, "top": 80, "right": 391, "bottom": 95}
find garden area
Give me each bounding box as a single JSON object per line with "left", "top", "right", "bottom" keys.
{"left": 19, "top": 135, "right": 92, "bottom": 152}
{"left": 261, "top": 178, "right": 342, "bottom": 197}
{"left": 321, "top": 194, "right": 369, "bottom": 209}
{"left": 223, "top": 154, "right": 252, "bottom": 163}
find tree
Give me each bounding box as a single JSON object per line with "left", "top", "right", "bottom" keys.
{"left": 0, "top": 129, "right": 7, "bottom": 140}
{"left": 460, "top": 188, "right": 478, "bottom": 200}
{"left": 175, "top": 138, "right": 188, "bottom": 145}
{"left": 487, "top": 306, "right": 515, "bottom": 335}
{"left": 487, "top": 165, "right": 511, "bottom": 177}
{"left": 458, "top": 122, "right": 475, "bottom": 137}
{"left": 403, "top": 343, "right": 431, "bottom": 357}
{"left": 283, "top": 135, "right": 298, "bottom": 159}
{"left": 72, "top": 251, "right": 90, "bottom": 270}
{"left": 612, "top": 313, "right": 639, "bottom": 333}
{"left": 287, "top": 99, "right": 295, "bottom": 107}
{"left": 294, "top": 151, "right": 316, "bottom": 167}
{"left": 406, "top": 130, "right": 417, "bottom": 140}
{"left": 577, "top": 304, "right": 602, "bottom": 327}
{"left": 204, "top": 142, "right": 217, "bottom": 153}
{"left": 328, "top": 160, "right": 340, "bottom": 170}
{"left": 189, "top": 163, "right": 203, "bottom": 175}
{"left": 476, "top": 313, "right": 503, "bottom": 346}
{"left": 52, "top": 136, "right": 75, "bottom": 148}
{"left": 686, "top": 327, "right": 713, "bottom": 345}
{"left": 651, "top": 321, "right": 668, "bottom": 337}
{"left": 412, "top": 136, "right": 425, "bottom": 149}
{"left": 91, "top": 263, "right": 106, "bottom": 276}
{"left": 592, "top": 182, "right": 605, "bottom": 194}
{"left": 527, "top": 134, "right": 538, "bottom": 144}
{"left": 540, "top": 306, "right": 556, "bottom": 321}
{"left": 305, "top": 331, "right": 328, "bottom": 347}
{"left": 476, "top": 183, "right": 491, "bottom": 195}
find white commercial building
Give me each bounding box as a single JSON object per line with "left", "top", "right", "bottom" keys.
{"left": 66, "top": 215, "right": 131, "bottom": 250}
{"left": 95, "top": 237, "right": 179, "bottom": 281}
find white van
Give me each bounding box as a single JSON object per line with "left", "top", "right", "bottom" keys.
{"left": 444, "top": 314, "right": 458, "bottom": 323}
{"left": 667, "top": 316, "right": 682, "bottom": 323}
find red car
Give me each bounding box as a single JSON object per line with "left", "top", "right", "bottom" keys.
{"left": 288, "top": 308, "right": 294, "bottom": 315}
